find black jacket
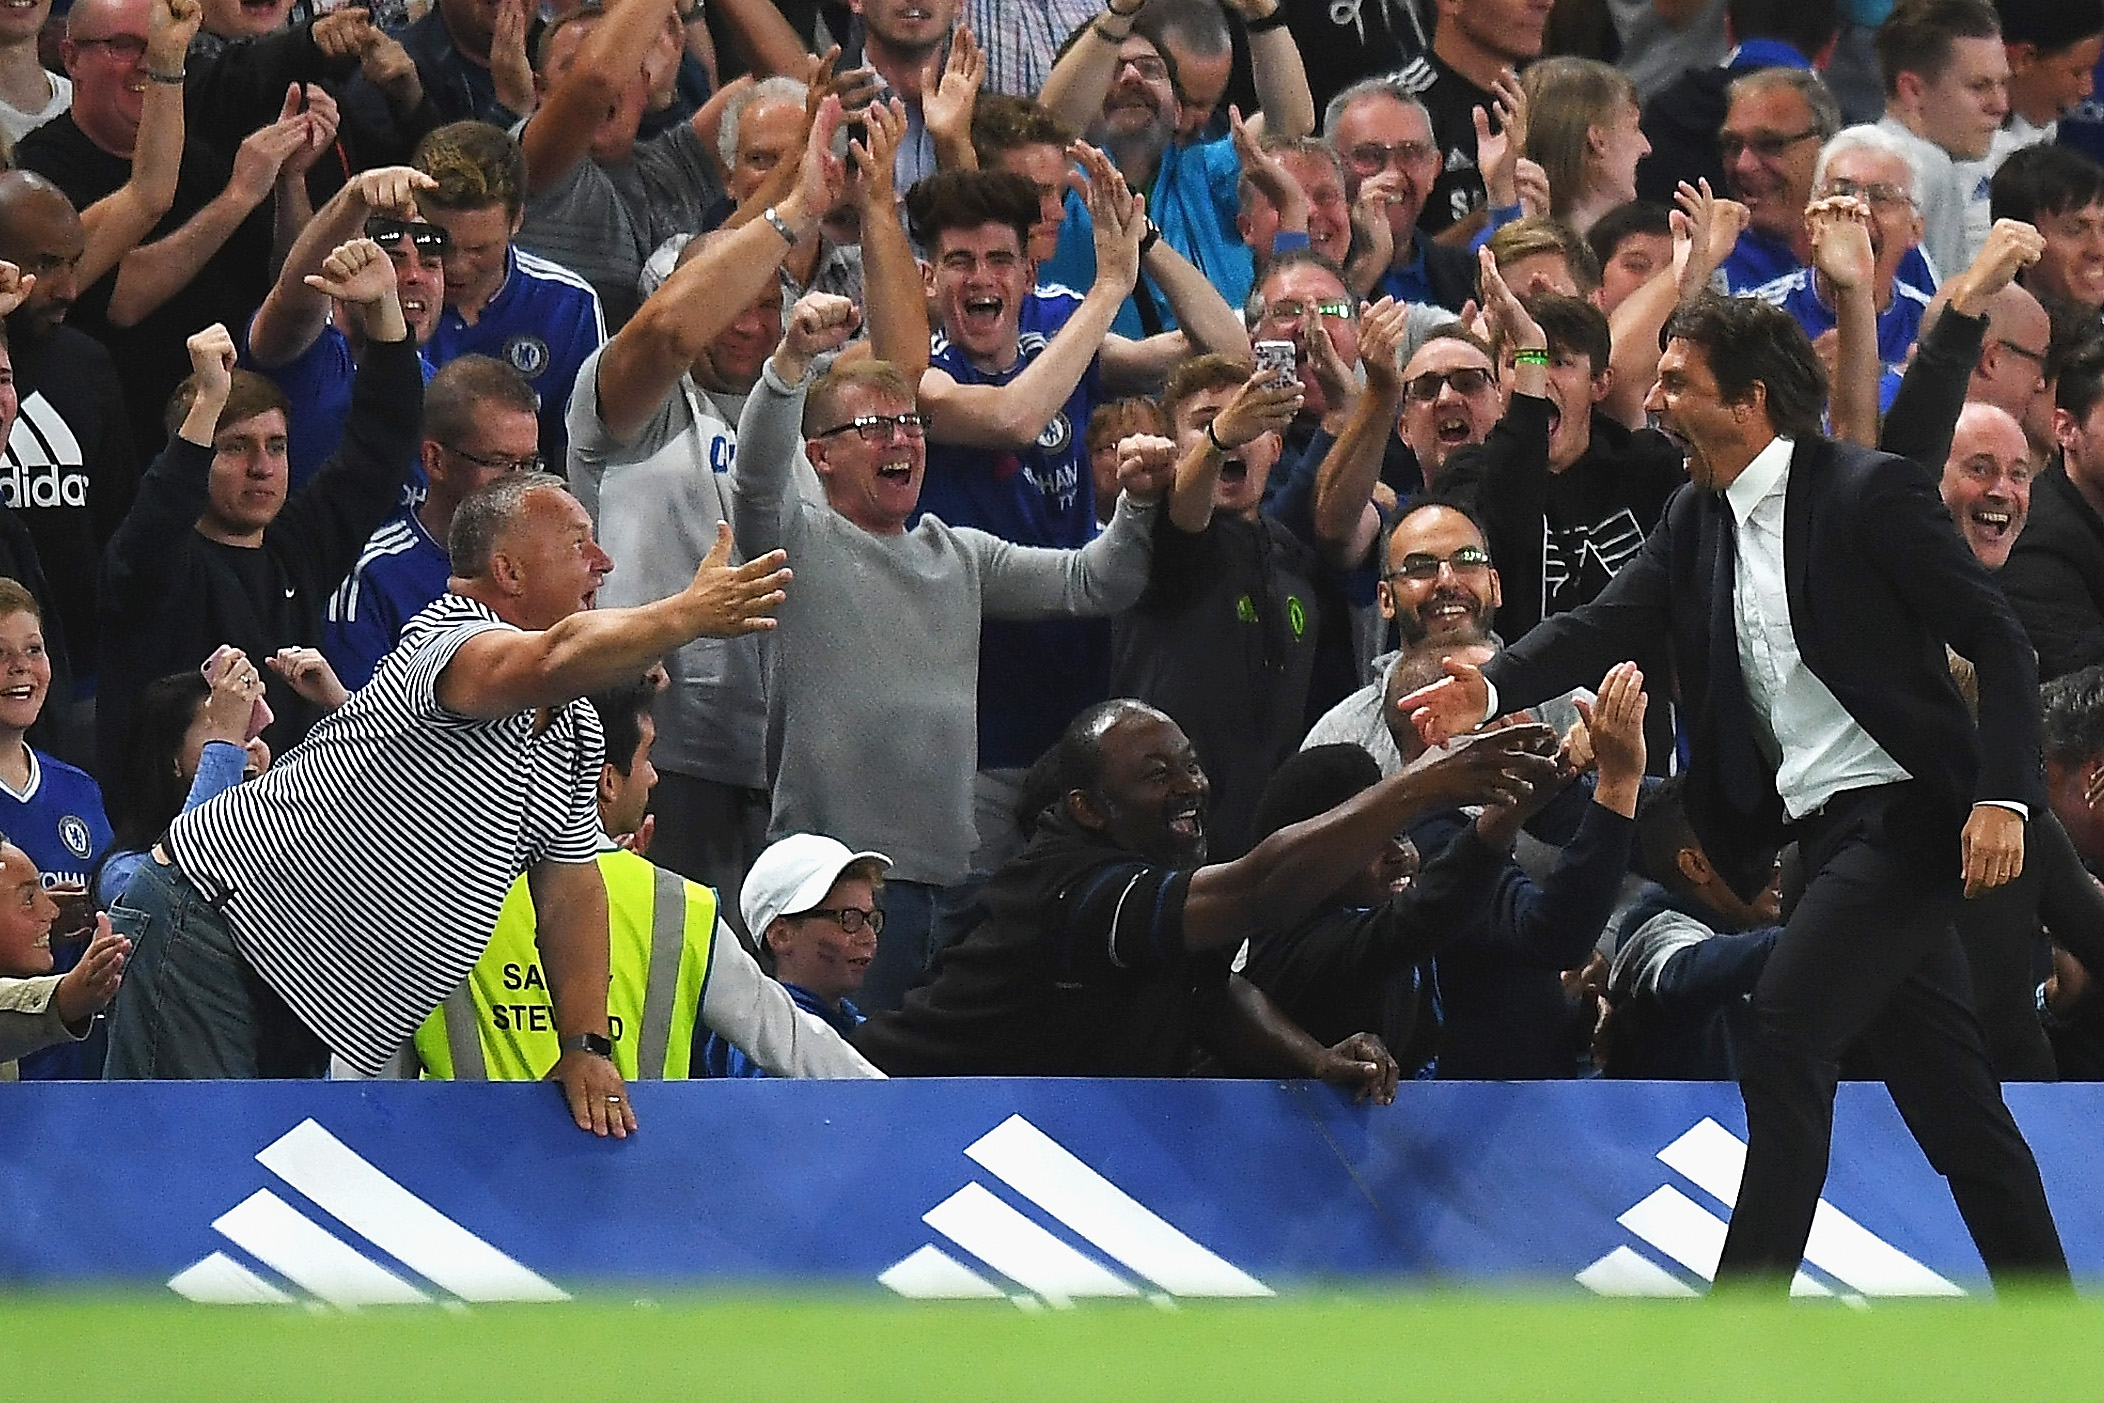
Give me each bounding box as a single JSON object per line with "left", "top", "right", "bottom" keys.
{"left": 1998, "top": 461, "right": 2104, "bottom": 682}
{"left": 1485, "top": 436, "right": 2043, "bottom": 882}
{"left": 96, "top": 336, "right": 424, "bottom": 770}
{"left": 1636, "top": 66, "right": 1732, "bottom": 206}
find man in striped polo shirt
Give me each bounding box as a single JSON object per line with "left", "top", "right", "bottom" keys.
{"left": 103, "top": 471, "right": 791, "bottom": 1137}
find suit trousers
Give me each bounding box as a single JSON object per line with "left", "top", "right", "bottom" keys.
{"left": 1714, "top": 781, "right": 2070, "bottom": 1291}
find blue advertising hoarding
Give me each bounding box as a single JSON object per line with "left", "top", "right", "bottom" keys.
{"left": 4, "top": 1079, "right": 2101, "bottom": 1306}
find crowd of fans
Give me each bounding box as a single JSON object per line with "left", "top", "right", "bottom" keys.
{"left": 4, "top": 0, "right": 2104, "bottom": 1107}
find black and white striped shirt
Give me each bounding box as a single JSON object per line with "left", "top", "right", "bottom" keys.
{"left": 167, "top": 595, "right": 604, "bottom": 1075}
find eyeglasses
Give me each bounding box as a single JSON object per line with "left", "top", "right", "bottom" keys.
{"left": 1116, "top": 55, "right": 1171, "bottom": 82}
{"left": 443, "top": 443, "right": 542, "bottom": 474}
{"left": 1404, "top": 367, "right": 1495, "bottom": 402}
{"left": 1716, "top": 127, "right": 1819, "bottom": 163}
{"left": 1996, "top": 337, "right": 2049, "bottom": 370}
{"left": 1341, "top": 140, "right": 1437, "bottom": 175}
{"left": 1815, "top": 177, "right": 1915, "bottom": 210}
{"left": 74, "top": 33, "right": 150, "bottom": 60}
{"left": 1387, "top": 545, "right": 1493, "bottom": 581}
{"left": 811, "top": 412, "right": 928, "bottom": 442}
{"left": 1264, "top": 297, "right": 1354, "bottom": 322}
{"left": 797, "top": 905, "right": 885, "bottom": 935}
{"left": 364, "top": 216, "right": 451, "bottom": 254}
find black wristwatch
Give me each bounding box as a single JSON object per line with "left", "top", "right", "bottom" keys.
{"left": 560, "top": 1032, "right": 615, "bottom": 1059}
{"left": 1139, "top": 218, "right": 1163, "bottom": 256}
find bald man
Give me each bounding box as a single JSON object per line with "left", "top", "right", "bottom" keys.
{"left": 1966, "top": 281, "right": 2054, "bottom": 449}
{"left": 1941, "top": 401, "right": 2034, "bottom": 571}
{"left": 0, "top": 171, "right": 134, "bottom": 719}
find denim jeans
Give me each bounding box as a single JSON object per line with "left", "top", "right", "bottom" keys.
{"left": 102, "top": 858, "right": 328, "bottom": 1079}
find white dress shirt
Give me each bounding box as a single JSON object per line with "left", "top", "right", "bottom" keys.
{"left": 1723, "top": 436, "right": 1911, "bottom": 819}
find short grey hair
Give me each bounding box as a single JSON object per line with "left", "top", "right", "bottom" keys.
{"left": 1725, "top": 67, "right": 1842, "bottom": 145}
{"left": 1814, "top": 123, "right": 1922, "bottom": 200}
{"left": 1321, "top": 78, "right": 1431, "bottom": 149}
{"left": 449, "top": 471, "right": 571, "bottom": 579}
{"left": 717, "top": 76, "right": 810, "bottom": 174}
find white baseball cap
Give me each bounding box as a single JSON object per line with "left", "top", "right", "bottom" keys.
{"left": 741, "top": 833, "right": 893, "bottom": 942}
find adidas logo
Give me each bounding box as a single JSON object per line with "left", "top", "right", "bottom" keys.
{"left": 167, "top": 1119, "right": 568, "bottom": 1308}
{"left": 1577, "top": 1117, "right": 1965, "bottom": 1301}
{"left": 879, "top": 1114, "right": 1273, "bottom": 1309}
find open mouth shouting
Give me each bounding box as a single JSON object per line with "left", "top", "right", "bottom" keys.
{"left": 1433, "top": 408, "right": 1475, "bottom": 448}
{"left": 1217, "top": 455, "right": 1248, "bottom": 486}
{"left": 1166, "top": 799, "right": 1205, "bottom": 843}
{"left": 876, "top": 455, "right": 916, "bottom": 485}
{"left": 960, "top": 294, "right": 1004, "bottom": 337}
{"left": 1967, "top": 503, "right": 2015, "bottom": 542}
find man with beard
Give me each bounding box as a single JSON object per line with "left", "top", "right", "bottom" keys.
{"left": 1108, "top": 354, "right": 1310, "bottom": 859}
{"left": 567, "top": 100, "right": 922, "bottom": 907}
{"left": 850, "top": 695, "right": 1559, "bottom": 1081}
{"left": 1301, "top": 498, "right": 1502, "bottom": 773}
{"left": 1037, "top": 8, "right": 1313, "bottom": 336}
{"left": 0, "top": 173, "right": 137, "bottom": 734}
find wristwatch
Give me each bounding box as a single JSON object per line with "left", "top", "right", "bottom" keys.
{"left": 1139, "top": 218, "right": 1163, "bottom": 256}
{"left": 560, "top": 1032, "right": 615, "bottom": 1059}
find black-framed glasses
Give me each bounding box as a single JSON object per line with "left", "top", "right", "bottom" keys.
{"left": 1404, "top": 367, "right": 1495, "bottom": 402}
{"left": 1341, "top": 140, "right": 1437, "bottom": 175}
{"left": 1717, "top": 127, "right": 1819, "bottom": 163}
{"left": 1815, "top": 177, "right": 1915, "bottom": 209}
{"left": 1387, "top": 545, "right": 1493, "bottom": 581}
{"left": 811, "top": 412, "right": 927, "bottom": 443}
{"left": 443, "top": 443, "right": 542, "bottom": 474}
{"left": 798, "top": 905, "right": 885, "bottom": 935}
{"left": 73, "top": 34, "right": 149, "bottom": 60}
{"left": 1996, "top": 337, "right": 2049, "bottom": 370}
{"left": 363, "top": 216, "right": 451, "bottom": 255}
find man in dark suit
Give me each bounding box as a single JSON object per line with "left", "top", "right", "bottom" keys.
{"left": 1403, "top": 292, "right": 2069, "bottom": 1293}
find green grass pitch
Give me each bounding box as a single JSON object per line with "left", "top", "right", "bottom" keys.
{"left": 4, "top": 1290, "right": 2098, "bottom": 1401}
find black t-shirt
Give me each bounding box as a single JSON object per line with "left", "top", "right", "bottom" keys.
{"left": 14, "top": 117, "right": 275, "bottom": 472}
{"left": 1110, "top": 511, "right": 1322, "bottom": 860}
{"left": 852, "top": 817, "right": 1226, "bottom": 1077}
{"left": 2, "top": 325, "right": 138, "bottom": 680}
{"left": 1394, "top": 51, "right": 1492, "bottom": 237}
{"left": 1538, "top": 416, "right": 1684, "bottom": 622}
{"left": 1222, "top": 0, "right": 1428, "bottom": 132}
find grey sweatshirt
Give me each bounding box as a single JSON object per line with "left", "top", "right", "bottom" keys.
{"left": 733, "top": 360, "right": 1158, "bottom": 885}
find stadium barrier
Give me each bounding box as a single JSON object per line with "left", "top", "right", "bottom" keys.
{"left": 5, "top": 1079, "right": 2101, "bottom": 1305}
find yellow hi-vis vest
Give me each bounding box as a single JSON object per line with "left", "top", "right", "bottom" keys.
{"left": 412, "top": 847, "right": 718, "bottom": 1081}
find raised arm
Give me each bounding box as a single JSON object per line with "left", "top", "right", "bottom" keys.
{"left": 76, "top": 0, "right": 198, "bottom": 289}
{"left": 103, "top": 324, "right": 234, "bottom": 615}
{"left": 106, "top": 98, "right": 310, "bottom": 328}
{"left": 1180, "top": 725, "right": 1562, "bottom": 949}
{"left": 1885, "top": 219, "right": 2044, "bottom": 463}
{"left": 1605, "top": 180, "right": 1744, "bottom": 429}
{"left": 921, "top": 143, "right": 1140, "bottom": 448}
{"left": 439, "top": 524, "right": 791, "bottom": 717}
{"left": 920, "top": 22, "right": 984, "bottom": 175}
{"left": 709, "top": 0, "right": 816, "bottom": 79}
{"left": 1227, "top": 0, "right": 1314, "bottom": 139}
{"left": 699, "top": 927, "right": 885, "bottom": 1077}
{"left": 1168, "top": 366, "right": 1300, "bottom": 533}
{"left": 1309, "top": 296, "right": 1408, "bottom": 565}
{"left": 1099, "top": 234, "right": 1254, "bottom": 390}
{"left": 849, "top": 99, "right": 930, "bottom": 379}
{"left": 521, "top": 0, "right": 679, "bottom": 195}
{"left": 593, "top": 98, "right": 847, "bottom": 442}
{"left": 1806, "top": 195, "right": 1879, "bottom": 448}
{"left": 1039, "top": 0, "right": 1135, "bottom": 134}
{"left": 246, "top": 166, "right": 435, "bottom": 367}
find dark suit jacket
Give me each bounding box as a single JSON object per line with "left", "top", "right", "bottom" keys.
{"left": 1999, "top": 461, "right": 2104, "bottom": 682}
{"left": 1482, "top": 436, "right": 2043, "bottom": 878}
